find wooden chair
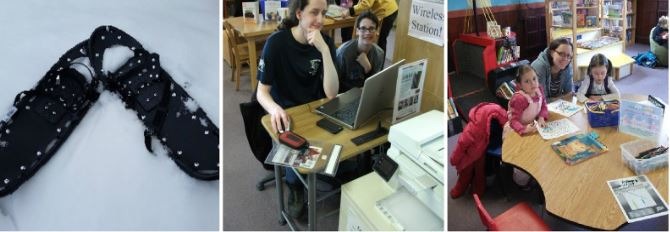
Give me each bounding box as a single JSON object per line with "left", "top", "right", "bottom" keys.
{"left": 223, "top": 21, "right": 262, "bottom": 91}
{"left": 473, "top": 193, "right": 550, "bottom": 231}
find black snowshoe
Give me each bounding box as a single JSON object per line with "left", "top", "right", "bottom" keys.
{"left": 87, "top": 26, "right": 219, "bottom": 180}
{"left": 0, "top": 41, "right": 100, "bottom": 196}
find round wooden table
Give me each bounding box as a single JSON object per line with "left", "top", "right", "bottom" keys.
{"left": 502, "top": 94, "right": 668, "bottom": 230}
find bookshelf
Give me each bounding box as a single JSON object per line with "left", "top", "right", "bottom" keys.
{"left": 545, "top": 0, "right": 636, "bottom": 81}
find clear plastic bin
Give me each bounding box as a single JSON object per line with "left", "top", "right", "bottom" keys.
{"left": 620, "top": 139, "right": 668, "bottom": 175}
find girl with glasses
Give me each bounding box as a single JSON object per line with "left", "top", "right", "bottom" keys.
{"left": 335, "top": 11, "right": 385, "bottom": 93}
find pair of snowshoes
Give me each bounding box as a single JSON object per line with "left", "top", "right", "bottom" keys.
{"left": 0, "top": 26, "right": 219, "bottom": 197}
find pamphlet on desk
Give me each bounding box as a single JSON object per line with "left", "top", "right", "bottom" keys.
{"left": 547, "top": 99, "right": 582, "bottom": 117}
{"left": 392, "top": 59, "right": 427, "bottom": 124}
{"left": 264, "top": 0, "right": 281, "bottom": 21}
{"left": 242, "top": 1, "right": 259, "bottom": 23}
{"left": 536, "top": 117, "right": 581, "bottom": 140}
{"left": 620, "top": 100, "right": 664, "bottom": 141}
{"left": 607, "top": 175, "right": 669, "bottom": 223}
{"left": 551, "top": 132, "right": 608, "bottom": 165}
{"left": 265, "top": 140, "right": 341, "bottom": 176}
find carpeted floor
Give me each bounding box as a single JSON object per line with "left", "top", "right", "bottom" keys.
{"left": 447, "top": 43, "right": 669, "bottom": 231}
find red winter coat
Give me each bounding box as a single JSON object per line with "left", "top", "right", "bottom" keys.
{"left": 450, "top": 102, "right": 508, "bottom": 172}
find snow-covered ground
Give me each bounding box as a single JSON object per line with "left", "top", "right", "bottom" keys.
{"left": 0, "top": 0, "right": 220, "bottom": 230}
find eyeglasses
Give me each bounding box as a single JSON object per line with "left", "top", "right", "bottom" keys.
{"left": 357, "top": 26, "right": 376, "bottom": 33}
{"left": 554, "top": 50, "right": 573, "bottom": 59}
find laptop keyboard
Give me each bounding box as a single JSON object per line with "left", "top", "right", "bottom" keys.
{"left": 333, "top": 99, "right": 360, "bottom": 126}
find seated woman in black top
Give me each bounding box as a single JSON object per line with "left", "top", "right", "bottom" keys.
{"left": 256, "top": 0, "right": 338, "bottom": 219}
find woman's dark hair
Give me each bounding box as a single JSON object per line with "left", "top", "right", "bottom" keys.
{"left": 515, "top": 64, "right": 536, "bottom": 83}
{"left": 278, "top": 0, "right": 310, "bottom": 30}
{"left": 546, "top": 38, "right": 574, "bottom": 67}
{"left": 586, "top": 53, "right": 613, "bottom": 94}
{"left": 355, "top": 10, "right": 379, "bottom": 29}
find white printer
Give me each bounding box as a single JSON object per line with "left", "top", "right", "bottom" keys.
{"left": 379, "top": 110, "right": 445, "bottom": 230}
{"left": 337, "top": 110, "right": 444, "bottom": 231}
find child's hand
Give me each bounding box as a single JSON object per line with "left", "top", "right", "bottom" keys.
{"left": 524, "top": 123, "right": 537, "bottom": 134}
{"left": 537, "top": 118, "right": 547, "bottom": 128}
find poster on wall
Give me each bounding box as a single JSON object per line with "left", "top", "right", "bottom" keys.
{"left": 408, "top": 0, "right": 444, "bottom": 46}
{"left": 392, "top": 59, "right": 427, "bottom": 124}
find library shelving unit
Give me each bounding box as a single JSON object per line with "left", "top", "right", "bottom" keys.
{"left": 545, "top": 0, "right": 636, "bottom": 81}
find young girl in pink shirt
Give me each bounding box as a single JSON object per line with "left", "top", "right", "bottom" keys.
{"left": 505, "top": 64, "right": 549, "bottom": 188}
{"left": 505, "top": 64, "right": 549, "bottom": 136}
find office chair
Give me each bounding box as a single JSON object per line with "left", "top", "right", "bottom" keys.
{"left": 473, "top": 193, "right": 550, "bottom": 231}
{"left": 239, "top": 100, "right": 281, "bottom": 191}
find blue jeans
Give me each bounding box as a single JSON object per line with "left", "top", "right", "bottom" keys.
{"left": 285, "top": 167, "right": 301, "bottom": 186}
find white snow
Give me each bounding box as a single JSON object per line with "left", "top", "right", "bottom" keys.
{"left": 0, "top": 0, "right": 220, "bottom": 230}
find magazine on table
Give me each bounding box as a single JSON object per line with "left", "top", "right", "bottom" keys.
{"left": 242, "top": 1, "right": 259, "bottom": 23}
{"left": 550, "top": 131, "right": 608, "bottom": 165}
{"left": 265, "top": 140, "right": 341, "bottom": 175}
{"left": 607, "top": 175, "right": 669, "bottom": 223}
{"left": 547, "top": 99, "right": 582, "bottom": 117}
{"left": 536, "top": 118, "right": 581, "bottom": 140}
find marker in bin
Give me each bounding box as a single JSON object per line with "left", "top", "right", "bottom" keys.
{"left": 636, "top": 146, "right": 668, "bottom": 159}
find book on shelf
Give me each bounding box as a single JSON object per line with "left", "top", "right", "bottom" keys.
{"left": 577, "top": 12, "right": 586, "bottom": 27}
{"left": 627, "top": 0, "right": 633, "bottom": 13}
{"left": 607, "top": 175, "right": 669, "bottom": 223}
{"left": 586, "top": 15, "right": 597, "bottom": 27}
{"left": 607, "top": 4, "right": 622, "bottom": 17}
{"left": 551, "top": 131, "right": 608, "bottom": 165}
{"left": 495, "top": 81, "right": 515, "bottom": 100}
{"left": 242, "top": 1, "right": 259, "bottom": 23}
{"left": 447, "top": 98, "right": 459, "bottom": 119}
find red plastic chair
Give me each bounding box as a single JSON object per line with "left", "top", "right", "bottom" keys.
{"left": 473, "top": 194, "right": 550, "bottom": 231}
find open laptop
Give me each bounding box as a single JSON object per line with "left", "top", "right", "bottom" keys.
{"left": 315, "top": 59, "right": 406, "bottom": 130}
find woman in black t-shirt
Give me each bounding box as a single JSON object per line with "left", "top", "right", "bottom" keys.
{"left": 256, "top": 0, "right": 339, "bottom": 219}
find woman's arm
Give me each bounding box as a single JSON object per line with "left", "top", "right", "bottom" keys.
{"left": 307, "top": 30, "right": 338, "bottom": 98}
{"left": 257, "top": 84, "right": 289, "bottom": 134}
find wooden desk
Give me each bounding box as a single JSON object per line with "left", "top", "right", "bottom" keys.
{"left": 502, "top": 95, "right": 669, "bottom": 230}
{"left": 226, "top": 17, "right": 356, "bottom": 91}
{"left": 261, "top": 99, "right": 390, "bottom": 231}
